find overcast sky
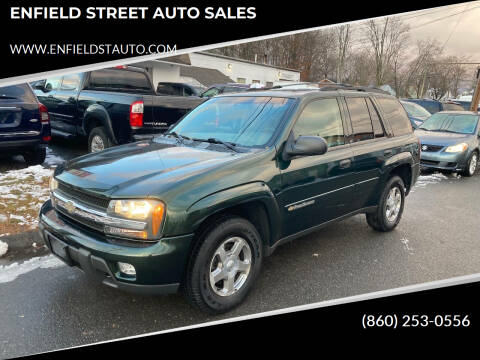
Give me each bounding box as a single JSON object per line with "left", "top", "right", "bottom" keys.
{"left": 346, "top": 1, "right": 480, "bottom": 79}
{"left": 402, "top": 1, "right": 480, "bottom": 60}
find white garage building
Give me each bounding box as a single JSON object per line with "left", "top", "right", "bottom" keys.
{"left": 136, "top": 52, "right": 301, "bottom": 89}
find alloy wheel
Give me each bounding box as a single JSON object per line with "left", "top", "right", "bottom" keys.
{"left": 469, "top": 153, "right": 477, "bottom": 175}
{"left": 385, "top": 186, "right": 402, "bottom": 223}
{"left": 209, "top": 237, "right": 252, "bottom": 297}
{"left": 90, "top": 135, "right": 105, "bottom": 152}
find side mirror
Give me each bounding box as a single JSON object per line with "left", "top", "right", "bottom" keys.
{"left": 283, "top": 132, "right": 328, "bottom": 161}
{"left": 32, "top": 82, "right": 46, "bottom": 91}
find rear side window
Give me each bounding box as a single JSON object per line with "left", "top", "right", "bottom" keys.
{"left": 88, "top": 69, "right": 152, "bottom": 93}
{"left": 377, "top": 97, "right": 412, "bottom": 136}
{"left": 157, "top": 83, "right": 180, "bottom": 96}
{"left": 345, "top": 97, "right": 374, "bottom": 141}
{"left": 293, "top": 98, "right": 345, "bottom": 147}
{"left": 0, "top": 84, "right": 37, "bottom": 102}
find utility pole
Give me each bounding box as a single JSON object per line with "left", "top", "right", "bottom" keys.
{"left": 470, "top": 67, "right": 480, "bottom": 111}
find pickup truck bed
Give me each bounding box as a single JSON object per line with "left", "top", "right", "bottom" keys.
{"left": 33, "top": 66, "right": 204, "bottom": 152}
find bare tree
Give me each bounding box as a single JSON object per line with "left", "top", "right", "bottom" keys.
{"left": 335, "top": 25, "right": 351, "bottom": 83}
{"left": 364, "top": 17, "right": 410, "bottom": 86}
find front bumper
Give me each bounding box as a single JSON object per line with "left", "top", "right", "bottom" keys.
{"left": 38, "top": 200, "right": 194, "bottom": 295}
{"left": 420, "top": 151, "right": 469, "bottom": 171}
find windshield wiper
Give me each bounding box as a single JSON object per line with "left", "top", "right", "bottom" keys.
{"left": 194, "top": 137, "right": 239, "bottom": 152}
{"left": 167, "top": 132, "right": 191, "bottom": 144}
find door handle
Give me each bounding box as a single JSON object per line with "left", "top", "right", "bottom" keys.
{"left": 339, "top": 159, "right": 352, "bottom": 169}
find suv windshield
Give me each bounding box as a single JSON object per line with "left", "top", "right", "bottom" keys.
{"left": 419, "top": 113, "right": 478, "bottom": 134}
{"left": 401, "top": 101, "right": 431, "bottom": 118}
{"left": 167, "top": 96, "right": 293, "bottom": 147}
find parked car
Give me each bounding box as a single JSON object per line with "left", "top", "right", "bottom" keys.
{"left": 32, "top": 66, "right": 204, "bottom": 153}
{"left": 446, "top": 99, "right": 480, "bottom": 111}
{"left": 156, "top": 82, "right": 205, "bottom": 97}
{"left": 0, "top": 83, "right": 51, "bottom": 165}
{"left": 40, "top": 87, "right": 419, "bottom": 313}
{"left": 415, "top": 111, "right": 479, "bottom": 176}
{"left": 400, "top": 100, "right": 431, "bottom": 128}
{"left": 200, "top": 83, "right": 250, "bottom": 98}
{"left": 403, "top": 98, "right": 464, "bottom": 114}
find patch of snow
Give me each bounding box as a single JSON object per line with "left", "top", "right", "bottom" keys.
{"left": 9, "top": 214, "right": 26, "bottom": 223}
{"left": 401, "top": 236, "right": 414, "bottom": 254}
{"left": 0, "top": 240, "right": 8, "bottom": 257}
{"left": 0, "top": 254, "right": 65, "bottom": 283}
{"left": 45, "top": 148, "right": 65, "bottom": 167}
{"left": 0, "top": 214, "right": 7, "bottom": 223}
{"left": 413, "top": 173, "right": 449, "bottom": 190}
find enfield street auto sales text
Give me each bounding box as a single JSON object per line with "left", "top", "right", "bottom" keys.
{"left": 10, "top": 7, "right": 257, "bottom": 20}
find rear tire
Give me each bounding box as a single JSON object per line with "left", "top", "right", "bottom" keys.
{"left": 183, "top": 215, "right": 263, "bottom": 314}
{"left": 366, "top": 175, "right": 405, "bottom": 232}
{"left": 88, "top": 126, "right": 112, "bottom": 153}
{"left": 23, "top": 147, "right": 46, "bottom": 166}
{"left": 461, "top": 151, "right": 478, "bottom": 177}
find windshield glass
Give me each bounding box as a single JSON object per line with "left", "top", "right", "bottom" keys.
{"left": 168, "top": 96, "right": 294, "bottom": 147}
{"left": 401, "top": 101, "right": 431, "bottom": 118}
{"left": 419, "top": 113, "right": 478, "bottom": 134}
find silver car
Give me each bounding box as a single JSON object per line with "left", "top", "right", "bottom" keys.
{"left": 414, "top": 111, "right": 480, "bottom": 176}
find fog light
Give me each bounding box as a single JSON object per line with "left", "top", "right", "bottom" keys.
{"left": 118, "top": 262, "right": 136, "bottom": 276}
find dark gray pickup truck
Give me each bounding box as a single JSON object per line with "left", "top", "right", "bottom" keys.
{"left": 32, "top": 66, "right": 205, "bottom": 152}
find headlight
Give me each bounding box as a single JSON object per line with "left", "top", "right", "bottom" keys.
{"left": 445, "top": 143, "right": 468, "bottom": 153}
{"left": 414, "top": 120, "right": 423, "bottom": 126}
{"left": 49, "top": 176, "right": 58, "bottom": 192}
{"left": 107, "top": 199, "right": 165, "bottom": 240}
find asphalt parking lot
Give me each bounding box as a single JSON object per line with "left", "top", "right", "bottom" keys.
{"left": 1, "top": 141, "right": 480, "bottom": 358}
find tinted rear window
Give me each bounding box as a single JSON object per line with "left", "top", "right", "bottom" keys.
{"left": 88, "top": 69, "right": 152, "bottom": 93}
{"left": 346, "top": 97, "right": 374, "bottom": 141}
{"left": 376, "top": 97, "right": 413, "bottom": 136}
{"left": 0, "top": 84, "right": 36, "bottom": 102}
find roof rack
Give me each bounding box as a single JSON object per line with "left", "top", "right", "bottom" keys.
{"left": 319, "top": 83, "right": 390, "bottom": 95}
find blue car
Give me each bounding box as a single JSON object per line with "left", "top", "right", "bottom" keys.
{"left": 400, "top": 100, "right": 431, "bottom": 129}
{"left": 402, "top": 98, "right": 464, "bottom": 114}
{"left": 414, "top": 111, "right": 480, "bottom": 176}
{"left": 0, "top": 83, "right": 51, "bottom": 165}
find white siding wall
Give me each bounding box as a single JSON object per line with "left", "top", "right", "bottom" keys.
{"left": 189, "top": 53, "right": 300, "bottom": 86}
{"left": 136, "top": 54, "right": 300, "bottom": 88}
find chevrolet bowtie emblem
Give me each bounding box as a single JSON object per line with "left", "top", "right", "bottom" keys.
{"left": 65, "top": 201, "right": 76, "bottom": 214}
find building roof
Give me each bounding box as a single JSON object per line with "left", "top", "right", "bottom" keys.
{"left": 180, "top": 66, "right": 233, "bottom": 87}
{"left": 196, "top": 51, "right": 301, "bottom": 73}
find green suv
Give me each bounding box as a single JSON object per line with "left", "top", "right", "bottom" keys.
{"left": 39, "top": 86, "right": 420, "bottom": 313}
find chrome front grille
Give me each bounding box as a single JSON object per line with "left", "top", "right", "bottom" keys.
{"left": 51, "top": 191, "right": 146, "bottom": 234}
{"left": 57, "top": 182, "right": 110, "bottom": 210}
{"left": 421, "top": 144, "right": 444, "bottom": 152}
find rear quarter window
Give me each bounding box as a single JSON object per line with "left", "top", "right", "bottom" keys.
{"left": 376, "top": 97, "right": 413, "bottom": 136}
{"left": 88, "top": 69, "right": 153, "bottom": 93}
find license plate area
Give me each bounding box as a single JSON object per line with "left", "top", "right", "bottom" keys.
{"left": 46, "top": 232, "right": 74, "bottom": 266}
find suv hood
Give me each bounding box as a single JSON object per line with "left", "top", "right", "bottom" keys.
{"left": 414, "top": 129, "right": 473, "bottom": 146}
{"left": 56, "top": 140, "right": 243, "bottom": 197}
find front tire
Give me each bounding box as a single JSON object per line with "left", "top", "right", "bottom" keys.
{"left": 184, "top": 216, "right": 263, "bottom": 314}
{"left": 88, "top": 126, "right": 112, "bottom": 153}
{"left": 366, "top": 175, "right": 405, "bottom": 232}
{"left": 461, "top": 151, "right": 478, "bottom": 177}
